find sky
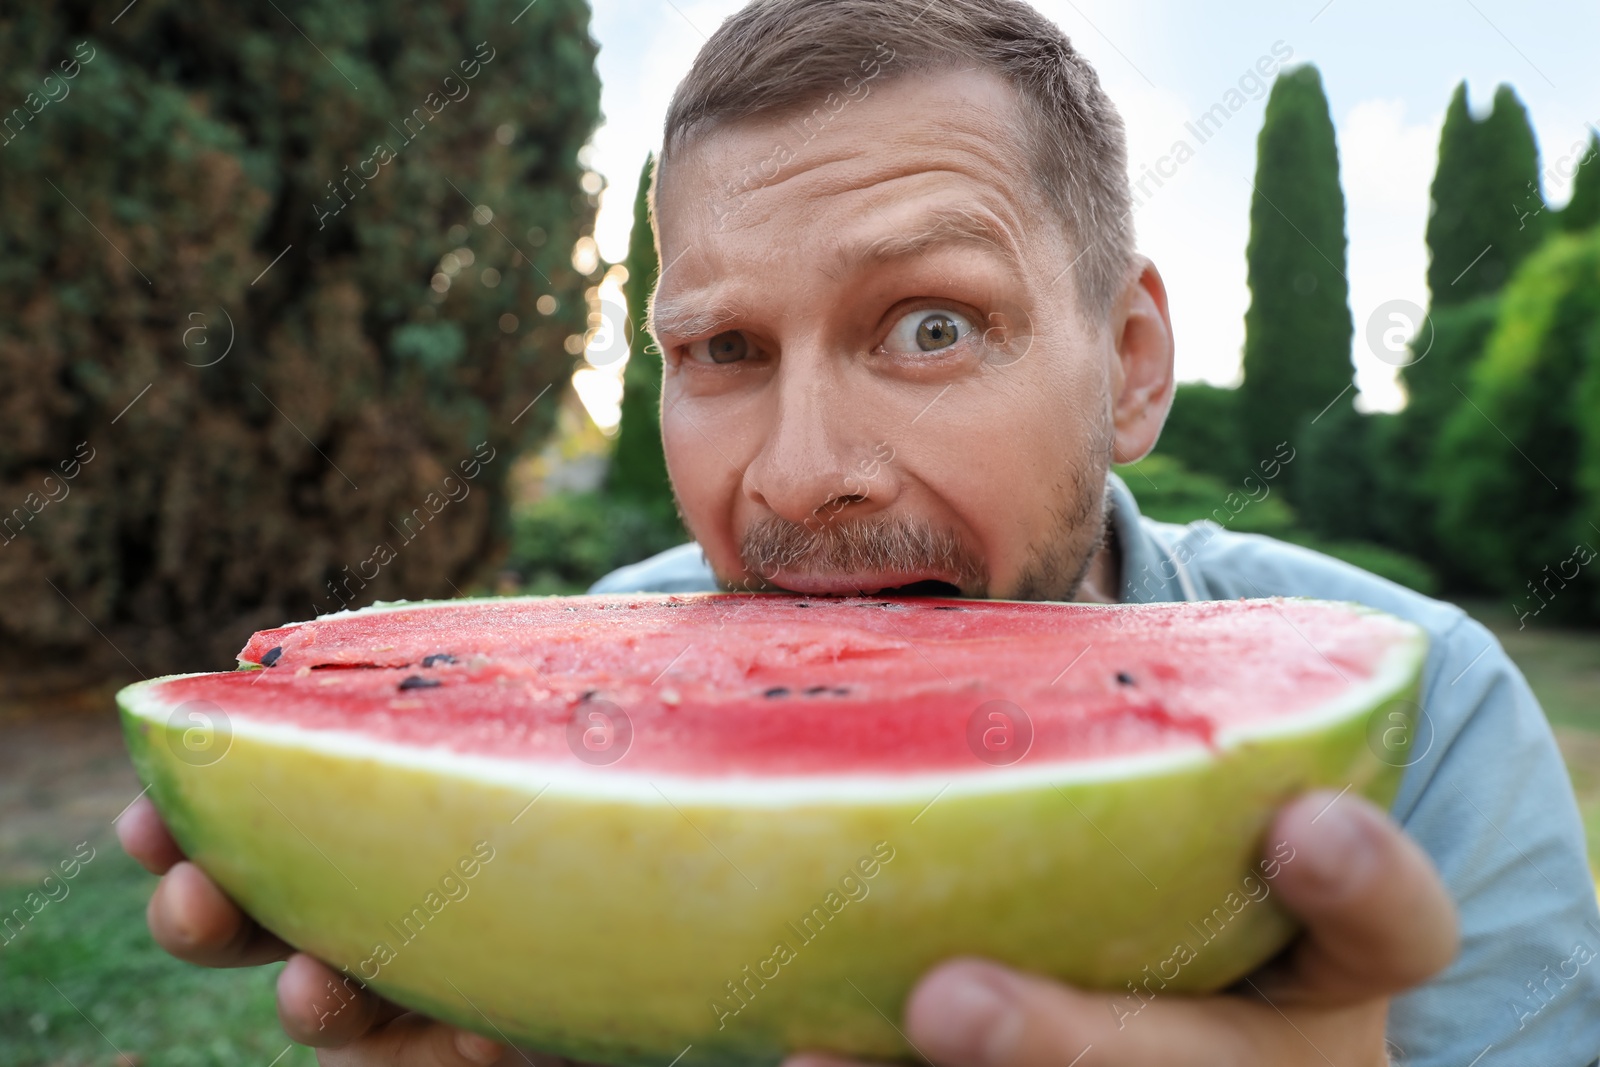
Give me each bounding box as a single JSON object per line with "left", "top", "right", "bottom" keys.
{"left": 578, "top": 0, "right": 1600, "bottom": 414}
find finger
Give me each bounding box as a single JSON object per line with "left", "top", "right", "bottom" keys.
{"left": 1258, "top": 790, "right": 1458, "bottom": 1004}
{"left": 276, "top": 952, "right": 401, "bottom": 1047}
{"left": 901, "top": 958, "right": 1265, "bottom": 1067}
{"left": 146, "top": 860, "right": 292, "bottom": 967}
{"left": 314, "top": 1012, "right": 509, "bottom": 1067}
{"left": 793, "top": 968, "right": 1381, "bottom": 1067}
{"left": 116, "top": 795, "right": 186, "bottom": 874}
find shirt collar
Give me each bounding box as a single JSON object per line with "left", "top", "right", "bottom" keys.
{"left": 1106, "top": 470, "right": 1193, "bottom": 604}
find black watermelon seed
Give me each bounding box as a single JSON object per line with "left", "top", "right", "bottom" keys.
{"left": 580, "top": 688, "right": 599, "bottom": 701}
{"left": 421, "top": 653, "right": 458, "bottom": 668}
{"left": 933, "top": 606, "right": 963, "bottom": 611}
{"left": 764, "top": 687, "right": 790, "bottom": 698}
{"left": 1116, "top": 671, "right": 1135, "bottom": 686}
{"left": 398, "top": 675, "right": 442, "bottom": 691}
{"left": 260, "top": 646, "right": 283, "bottom": 667}
{"left": 803, "top": 685, "right": 829, "bottom": 696}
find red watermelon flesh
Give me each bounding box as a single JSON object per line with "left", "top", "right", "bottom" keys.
{"left": 120, "top": 593, "right": 1426, "bottom": 1066}
{"left": 161, "top": 594, "right": 1409, "bottom": 777}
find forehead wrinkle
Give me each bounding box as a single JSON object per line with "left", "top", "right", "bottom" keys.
{"left": 651, "top": 199, "right": 1030, "bottom": 341}
{"left": 844, "top": 201, "right": 1026, "bottom": 271}
{"left": 653, "top": 155, "right": 1038, "bottom": 341}
{"left": 692, "top": 69, "right": 1033, "bottom": 203}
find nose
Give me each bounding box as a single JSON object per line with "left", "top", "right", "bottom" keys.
{"left": 741, "top": 358, "right": 898, "bottom": 528}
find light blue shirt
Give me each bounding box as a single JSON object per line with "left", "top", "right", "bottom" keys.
{"left": 591, "top": 473, "right": 1600, "bottom": 1067}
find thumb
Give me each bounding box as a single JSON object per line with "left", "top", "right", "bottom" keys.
{"left": 897, "top": 957, "right": 1262, "bottom": 1067}
{"left": 1255, "top": 790, "right": 1458, "bottom": 1005}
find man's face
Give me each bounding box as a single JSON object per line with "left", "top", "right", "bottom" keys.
{"left": 651, "top": 68, "right": 1172, "bottom": 600}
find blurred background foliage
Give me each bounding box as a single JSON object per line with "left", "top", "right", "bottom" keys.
{"left": 1144, "top": 71, "right": 1600, "bottom": 623}
{"left": 504, "top": 152, "right": 686, "bottom": 595}
{"left": 0, "top": 0, "right": 601, "bottom": 685}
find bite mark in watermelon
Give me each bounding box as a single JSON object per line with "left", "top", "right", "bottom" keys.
{"left": 118, "top": 594, "right": 1425, "bottom": 1065}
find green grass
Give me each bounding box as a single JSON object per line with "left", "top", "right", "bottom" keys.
{"left": 0, "top": 844, "right": 316, "bottom": 1067}
{"left": 1460, "top": 598, "right": 1600, "bottom": 734}
{"left": 1460, "top": 598, "right": 1600, "bottom": 876}
{"left": 1567, "top": 742, "right": 1600, "bottom": 882}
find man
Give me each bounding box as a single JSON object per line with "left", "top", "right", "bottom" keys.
{"left": 120, "top": 0, "right": 1600, "bottom": 1064}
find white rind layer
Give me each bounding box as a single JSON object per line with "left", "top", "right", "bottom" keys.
{"left": 122, "top": 600, "right": 1426, "bottom": 807}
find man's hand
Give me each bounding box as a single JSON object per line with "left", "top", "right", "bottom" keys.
{"left": 784, "top": 790, "right": 1459, "bottom": 1067}
{"left": 116, "top": 795, "right": 518, "bottom": 1066}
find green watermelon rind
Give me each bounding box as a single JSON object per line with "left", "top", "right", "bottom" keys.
{"left": 120, "top": 596, "right": 1426, "bottom": 1066}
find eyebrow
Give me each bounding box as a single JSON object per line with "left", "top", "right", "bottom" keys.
{"left": 648, "top": 294, "right": 739, "bottom": 341}
{"left": 649, "top": 204, "right": 1024, "bottom": 340}
{"left": 847, "top": 204, "right": 1024, "bottom": 269}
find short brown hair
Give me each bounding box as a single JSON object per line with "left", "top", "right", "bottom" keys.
{"left": 660, "top": 0, "right": 1136, "bottom": 314}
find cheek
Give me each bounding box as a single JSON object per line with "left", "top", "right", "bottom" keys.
{"left": 914, "top": 367, "right": 1102, "bottom": 588}
{"left": 930, "top": 436, "right": 1056, "bottom": 575}
{"left": 661, "top": 403, "right": 747, "bottom": 572}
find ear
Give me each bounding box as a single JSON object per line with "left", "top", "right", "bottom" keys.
{"left": 1108, "top": 257, "right": 1175, "bottom": 465}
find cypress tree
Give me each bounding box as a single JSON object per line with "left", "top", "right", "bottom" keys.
{"left": 607, "top": 154, "right": 674, "bottom": 515}
{"left": 1560, "top": 131, "right": 1600, "bottom": 233}
{"left": 1238, "top": 64, "right": 1352, "bottom": 486}
{"left": 1387, "top": 83, "right": 1546, "bottom": 567}
{"left": 1425, "top": 83, "right": 1548, "bottom": 306}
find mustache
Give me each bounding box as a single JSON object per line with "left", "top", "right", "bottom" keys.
{"left": 739, "top": 514, "right": 987, "bottom": 589}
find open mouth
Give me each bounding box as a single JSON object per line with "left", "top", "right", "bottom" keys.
{"left": 877, "top": 579, "right": 963, "bottom": 597}
{"left": 768, "top": 570, "right": 967, "bottom": 598}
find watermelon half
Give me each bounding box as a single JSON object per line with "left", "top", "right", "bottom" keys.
{"left": 119, "top": 594, "right": 1425, "bottom": 1065}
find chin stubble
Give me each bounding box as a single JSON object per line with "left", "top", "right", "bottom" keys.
{"left": 1008, "top": 475, "right": 1113, "bottom": 603}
